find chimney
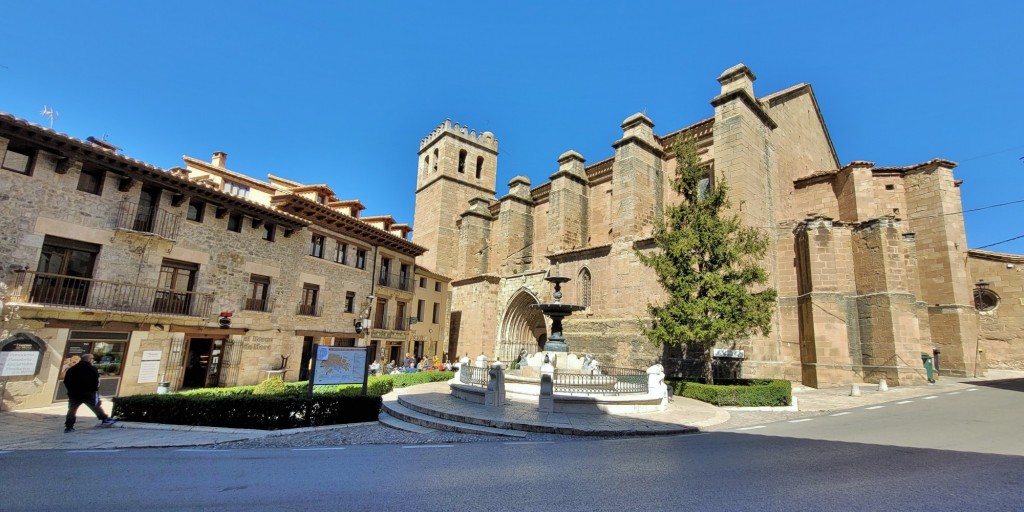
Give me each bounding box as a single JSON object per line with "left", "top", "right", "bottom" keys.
{"left": 212, "top": 151, "right": 227, "bottom": 167}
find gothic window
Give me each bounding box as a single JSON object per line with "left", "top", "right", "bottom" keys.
{"left": 579, "top": 268, "right": 592, "bottom": 308}
{"left": 476, "top": 156, "right": 484, "bottom": 179}
{"left": 458, "top": 150, "right": 467, "bottom": 174}
{"left": 433, "top": 148, "right": 439, "bottom": 173}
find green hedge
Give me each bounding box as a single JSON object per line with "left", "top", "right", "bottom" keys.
{"left": 112, "top": 394, "right": 381, "bottom": 430}
{"left": 112, "top": 371, "right": 456, "bottom": 430}
{"left": 669, "top": 379, "right": 791, "bottom": 407}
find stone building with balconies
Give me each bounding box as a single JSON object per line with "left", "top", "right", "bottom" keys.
{"left": 0, "top": 114, "right": 445, "bottom": 410}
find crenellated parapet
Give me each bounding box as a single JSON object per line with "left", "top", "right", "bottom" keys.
{"left": 419, "top": 119, "right": 498, "bottom": 152}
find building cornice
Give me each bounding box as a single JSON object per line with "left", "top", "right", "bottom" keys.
{"left": 271, "top": 194, "right": 426, "bottom": 256}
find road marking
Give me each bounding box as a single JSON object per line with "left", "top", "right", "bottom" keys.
{"left": 67, "top": 450, "right": 122, "bottom": 454}
{"left": 788, "top": 419, "right": 813, "bottom": 423}
{"left": 966, "top": 388, "right": 978, "bottom": 392}
{"left": 504, "top": 441, "right": 554, "bottom": 445}
{"left": 292, "top": 447, "right": 346, "bottom": 451}
{"left": 923, "top": 396, "right": 938, "bottom": 400}
{"left": 176, "top": 449, "right": 229, "bottom": 452}
{"left": 403, "top": 444, "right": 453, "bottom": 449}
{"left": 947, "top": 391, "right": 960, "bottom": 395}
{"left": 830, "top": 412, "right": 851, "bottom": 417}
{"left": 737, "top": 426, "right": 765, "bottom": 430}
{"left": 866, "top": 406, "right": 885, "bottom": 410}
{"left": 897, "top": 400, "right": 913, "bottom": 404}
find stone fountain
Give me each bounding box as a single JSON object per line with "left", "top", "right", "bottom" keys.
{"left": 530, "top": 276, "right": 585, "bottom": 354}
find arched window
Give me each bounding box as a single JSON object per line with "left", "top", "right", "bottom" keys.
{"left": 476, "top": 156, "right": 484, "bottom": 179}
{"left": 458, "top": 150, "right": 467, "bottom": 174}
{"left": 423, "top": 155, "right": 429, "bottom": 174}
{"left": 433, "top": 148, "right": 439, "bottom": 173}
{"left": 578, "top": 268, "right": 592, "bottom": 308}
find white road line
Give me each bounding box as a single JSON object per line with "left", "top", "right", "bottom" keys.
{"left": 504, "top": 441, "right": 554, "bottom": 445}
{"left": 966, "top": 388, "right": 978, "bottom": 392}
{"left": 830, "top": 412, "right": 852, "bottom": 417}
{"left": 737, "top": 426, "right": 765, "bottom": 430}
{"left": 403, "top": 444, "right": 453, "bottom": 449}
{"left": 788, "top": 418, "right": 813, "bottom": 423}
{"left": 175, "top": 449, "right": 229, "bottom": 452}
{"left": 866, "top": 406, "right": 885, "bottom": 410}
{"left": 67, "top": 450, "right": 122, "bottom": 454}
{"left": 292, "top": 447, "right": 346, "bottom": 451}
{"left": 947, "top": 391, "right": 960, "bottom": 395}
{"left": 897, "top": 400, "right": 913, "bottom": 404}
{"left": 923, "top": 396, "right": 938, "bottom": 400}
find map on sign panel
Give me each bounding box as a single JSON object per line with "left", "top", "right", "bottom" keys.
{"left": 313, "top": 346, "right": 367, "bottom": 385}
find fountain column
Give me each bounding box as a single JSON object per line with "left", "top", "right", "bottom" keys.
{"left": 531, "top": 276, "right": 585, "bottom": 354}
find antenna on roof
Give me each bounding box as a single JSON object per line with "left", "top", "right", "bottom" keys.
{"left": 40, "top": 105, "right": 59, "bottom": 128}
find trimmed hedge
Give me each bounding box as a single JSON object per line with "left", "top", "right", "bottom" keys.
{"left": 112, "top": 371, "right": 456, "bottom": 430}
{"left": 112, "top": 394, "right": 382, "bottom": 430}
{"left": 669, "top": 379, "right": 791, "bottom": 407}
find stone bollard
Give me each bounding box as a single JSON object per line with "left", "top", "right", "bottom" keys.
{"left": 850, "top": 383, "right": 861, "bottom": 397}
{"left": 878, "top": 378, "right": 889, "bottom": 392}
{"left": 647, "top": 364, "right": 669, "bottom": 409}
{"left": 539, "top": 362, "right": 555, "bottom": 412}
{"left": 485, "top": 363, "right": 506, "bottom": 407}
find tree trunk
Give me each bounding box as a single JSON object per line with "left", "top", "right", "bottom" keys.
{"left": 702, "top": 342, "right": 714, "bottom": 385}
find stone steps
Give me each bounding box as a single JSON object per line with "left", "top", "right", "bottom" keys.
{"left": 380, "top": 400, "right": 527, "bottom": 438}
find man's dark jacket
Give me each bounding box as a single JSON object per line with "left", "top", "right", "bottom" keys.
{"left": 63, "top": 361, "right": 100, "bottom": 399}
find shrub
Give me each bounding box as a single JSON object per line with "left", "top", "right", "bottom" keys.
{"left": 669, "top": 379, "right": 791, "bottom": 407}
{"left": 253, "top": 376, "right": 290, "bottom": 395}
{"left": 112, "top": 394, "right": 382, "bottom": 430}
{"left": 178, "top": 385, "right": 255, "bottom": 397}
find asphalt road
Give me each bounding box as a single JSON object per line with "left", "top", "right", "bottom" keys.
{"left": 3, "top": 379, "right": 1022, "bottom": 512}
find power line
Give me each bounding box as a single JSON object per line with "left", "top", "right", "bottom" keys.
{"left": 975, "top": 233, "right": 1024, "bottom": 250}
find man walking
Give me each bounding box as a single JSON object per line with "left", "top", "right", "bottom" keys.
{"left": 62, "top": 353, "right": 116, "bottom": 432}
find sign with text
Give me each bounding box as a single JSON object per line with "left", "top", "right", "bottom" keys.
{"left": 713, "top": 348, "right": 745, "bottom": 359}
{"left": 312, "top": 346, "right": 368, "bottom": 385}
{"left": 0, "top": 351, "right": 41, "bottom": 377}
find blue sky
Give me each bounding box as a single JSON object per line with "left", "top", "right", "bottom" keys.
{"left": 3, "top": 2, "right": 1023, "bottom": 252}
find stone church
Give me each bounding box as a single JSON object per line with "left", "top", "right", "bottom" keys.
{"left": 413, "top": 64, "right": 1017, "bottom": 387}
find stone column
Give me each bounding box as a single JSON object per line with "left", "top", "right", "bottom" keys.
{"left": 611, "top": 114, "right": 663, "bottom": 239}
{"left": 497, "top": 177, "right": 535, "bottom": 274}
{"left": 795, "top": 215, "right": 854, "bottom": 387}
{"left": 547, "top": 151, "right": 589, "bottom": 253}
{"left": 456, "top": 198, "right": 493, "bottom": 279}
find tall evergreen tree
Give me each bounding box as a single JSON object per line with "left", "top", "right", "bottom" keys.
{"left": 637, "top": 135, "right": 777, "bottom": 384}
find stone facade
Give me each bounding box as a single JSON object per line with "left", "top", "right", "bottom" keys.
{"left": 0, "top": 115, "right": 447, "bottom": 410}
{"left": 968, "top": 250, "right": 1024, "bottom": 371}
{"left": 413, "top": 65, "right": 1011, "bottom": 387}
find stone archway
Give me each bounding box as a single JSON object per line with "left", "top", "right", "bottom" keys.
{"left": 496, "top": 288, "right": 547, "bottom": 362}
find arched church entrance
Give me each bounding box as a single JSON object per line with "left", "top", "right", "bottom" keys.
{"left": 496, "top": 288, "right": 547, "bottom": 362}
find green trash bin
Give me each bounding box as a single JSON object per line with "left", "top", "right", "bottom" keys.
{"left": 921, "top": 353, "right": 935, "bottom": 384}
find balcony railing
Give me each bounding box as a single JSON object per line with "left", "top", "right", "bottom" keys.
{"left": 114, "top": 200, "right": 181, "bottom": 240}
{"left": 377, "top": 271, "right": 413, "bottom": 292}
{"left": 296, "top": 303, "right": 324, "bottom": 317}
{"left": 243, "top": 298, "right": 274, "bottom": 313}
{"left": 8, "top": 270, "right": 213, "bottom": 317}
{"left": 371, "top": 316, "right": 413, "bottom": 331}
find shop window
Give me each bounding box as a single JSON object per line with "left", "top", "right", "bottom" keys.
{"left": 55, "top": 331, "right": 130, "bottom": 401}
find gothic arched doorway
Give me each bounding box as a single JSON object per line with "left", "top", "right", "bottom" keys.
{"left": 496, "top": 288, "right": 547, "bottom": 362}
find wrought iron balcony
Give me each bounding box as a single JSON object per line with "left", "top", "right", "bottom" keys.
{"left": 7, "top": 270, "right": 213, "bottom": 317}
{"left": 370, "top": 316, "right": 412, "bottom": 331}
{"left": 114, "top": 200, "right": 181, "bottom": 240}
{"left": 377, "top": 271, "right": 413, "bottom": 292}
{"left": 296, "top": 303, "right": 324, "bottom": 317}
{"left": 243, "top": 298, "right": 274, "bottom": 313}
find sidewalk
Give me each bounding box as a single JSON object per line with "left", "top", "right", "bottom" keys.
{"left": 3, "top": 370, "right": 1020, "bottom": 450}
